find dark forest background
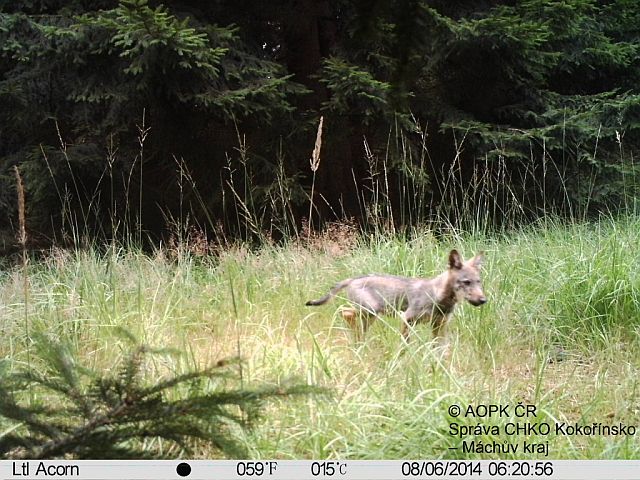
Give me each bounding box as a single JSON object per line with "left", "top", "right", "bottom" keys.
{"left": 1, "top": 0, "right": 639, "bottom": 248}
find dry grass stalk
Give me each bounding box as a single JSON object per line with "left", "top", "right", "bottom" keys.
{"left": 310, "top": 116, "right": 323, "bottom": 173}
{"left": 13, "top": 165, "right": 31, "bottom": 368}
{"left": 308, "top": 116, "right": 324, "bottom": 234}
{"left": 13, "top": 165, "right": 27, "bottom": 246}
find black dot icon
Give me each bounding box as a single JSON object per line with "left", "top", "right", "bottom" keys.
{"left": 176, "top": 462, "right": 192, "bottom": 477}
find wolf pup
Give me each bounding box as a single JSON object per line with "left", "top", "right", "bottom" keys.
{"left": 306, "top": 250, "right": 486, "bottom": 343}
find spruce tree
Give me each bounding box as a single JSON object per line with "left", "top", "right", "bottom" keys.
{"left": 0, "top": 334, "right": 320, "bottom": 459}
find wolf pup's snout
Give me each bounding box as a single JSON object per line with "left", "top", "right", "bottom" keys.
{"left": 470, "top": 296, "right": 487, "bottom": 306}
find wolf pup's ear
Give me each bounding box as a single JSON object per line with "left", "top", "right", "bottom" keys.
{"left": 470, "top": 252, "right": 485, "bottom": 269}
{"left": 448, "top": 249, "right": 463, "bottom": 270}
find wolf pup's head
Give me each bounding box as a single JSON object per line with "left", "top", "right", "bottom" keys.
{"left": 448, "top": 250, "right": 487, "bottom": 306}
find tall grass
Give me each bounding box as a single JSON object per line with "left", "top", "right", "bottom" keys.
{"left": 1, "top": 118, "right": 638, "bottom": 459}
{"left": 1, "top": 215, "right": 639, "bottom": 459}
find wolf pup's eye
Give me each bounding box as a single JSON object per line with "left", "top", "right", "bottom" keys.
{"left": 462, "top": 279, "right": 472, "bottom": 286}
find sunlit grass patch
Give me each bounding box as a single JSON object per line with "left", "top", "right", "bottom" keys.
{"left": 1, "top": 216, "right": 639, "bottom": 459}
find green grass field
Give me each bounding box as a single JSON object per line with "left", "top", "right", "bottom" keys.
{"left": 1, "top": 216, "right": 639, "bottom": 459}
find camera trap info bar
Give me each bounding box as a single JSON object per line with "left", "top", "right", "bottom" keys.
{"left": 2, "top": 460, "right": 640, "bottom": 479}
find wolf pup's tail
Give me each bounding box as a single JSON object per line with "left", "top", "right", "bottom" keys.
{"left": 305, "top": 279, "right": 351, "bottom": 306}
